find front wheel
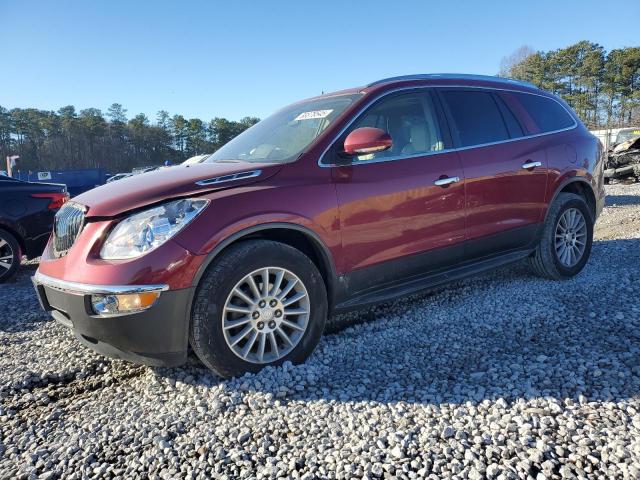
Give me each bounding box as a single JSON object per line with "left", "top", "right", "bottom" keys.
{"left": 189, "top": 240, "right": 327, "bottom": 378}
{"left": 528, "top": 192, "right": 594, "bottom": 280}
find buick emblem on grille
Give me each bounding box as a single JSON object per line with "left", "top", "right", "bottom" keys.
{"left": 52, "top": 202, "right": 86, "bottom": 258}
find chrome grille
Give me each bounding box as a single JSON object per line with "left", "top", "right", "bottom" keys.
{"left": 52, "top": 202, "right": 86, "bottom": 258}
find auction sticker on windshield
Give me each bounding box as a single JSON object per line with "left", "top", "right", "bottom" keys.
{"left": 294, "top": 109, "right": 333, "bottom": 121}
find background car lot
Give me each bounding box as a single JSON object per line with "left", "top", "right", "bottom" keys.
{"left": 1, "top": 183, "right": 639, "bottom": 479}
{"left": 0, "top": 176, "right": 68, "bottom": 282}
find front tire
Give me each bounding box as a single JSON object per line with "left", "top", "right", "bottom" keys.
{"left": 0, "top": 229, "right": 22, "bottom": 283}
{"left": 189, "top": 240, "right": 327, "bottom": 378}
{"left": 528, "top": 192, "right": 593, "bottom": 280}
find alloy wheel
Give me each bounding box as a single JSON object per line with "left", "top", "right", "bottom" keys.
{"left": 0, "top": 238, "right": 14, "bottom": 275}
{"left": 222, "top": 267, "right": 310, "bottom": 364}
{"left": 554, "top": 207, "right": 587, "bottom": 267}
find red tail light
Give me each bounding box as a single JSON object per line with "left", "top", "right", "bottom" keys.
{"left": 31, "top": 192, "right": 69, "bottom": 210}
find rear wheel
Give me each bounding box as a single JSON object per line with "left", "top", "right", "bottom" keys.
{"left": 528, "top": 192, "right": 593, "bottom": 279}
{"left": 189, "top": 240, "right": 327, "bottom": 378}
{"left": 0, "top": 229, "right": 22, "bottom": 283}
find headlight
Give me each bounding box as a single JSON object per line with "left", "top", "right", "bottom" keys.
{"left": 100, "top": 198, "right": 209, "bottom": 260}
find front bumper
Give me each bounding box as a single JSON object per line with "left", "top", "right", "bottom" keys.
{"left": 32, "top": 271, "right": 193, "bottom": 367}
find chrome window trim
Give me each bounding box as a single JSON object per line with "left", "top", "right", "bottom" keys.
{"left": 195, "top": 169, "right": 262, "bottom": 186}
{"left": 33, "top": 271, "right": 169, "bottom": 296}
{"left": 318, "top": 84, "right": 578, "bottom": 168}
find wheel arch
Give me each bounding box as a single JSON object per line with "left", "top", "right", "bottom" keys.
{"left": 191, "top": 223, "right": 338, "bottom": 307}
{"left": 0, "top": 221, "right": 26, "bottom": 258}
{"left": 546, "top": 176, "right": 597, "bottom": 222}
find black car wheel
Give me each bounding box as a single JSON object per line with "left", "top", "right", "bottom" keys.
{"left": 0, "top": 229, "right": 22, "bottom": 283}
{"left": 528, "top": 192, "right": 594, "bottom": 280}
{"left": 189, "top": 240, "right": 327, "bottom": 378}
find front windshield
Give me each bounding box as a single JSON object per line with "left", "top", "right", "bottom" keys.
{"left": 205, "top": 93, "right": 361, "bottom": 164}
{"left": 616, "top": 128, "right": 640, "bottom": 144}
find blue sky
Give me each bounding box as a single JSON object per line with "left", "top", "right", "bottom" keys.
{"left": 1, "top": 0, "right": 637, "bottom": 121}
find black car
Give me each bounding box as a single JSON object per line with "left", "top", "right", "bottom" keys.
{"left": 0, "top": 175, "right": 68, "bottom": 282}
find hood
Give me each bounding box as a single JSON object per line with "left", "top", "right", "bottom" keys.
{"left": 76, "top": 162, "right": 282, "bottom": 217}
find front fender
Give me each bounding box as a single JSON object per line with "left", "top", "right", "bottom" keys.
{"left": 184, "top": 219, "right": 340, "bottom": 289}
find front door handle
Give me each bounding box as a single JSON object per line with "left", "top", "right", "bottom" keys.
{"left": 434, "top": 176, "right": 460, "bottom": 187}
{"left": 521, "top": 160, "right": 542, "bottom": 170}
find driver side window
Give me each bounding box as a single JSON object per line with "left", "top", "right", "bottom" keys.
{"left": 348, "top": 91, "right": 445, "bottom": 162}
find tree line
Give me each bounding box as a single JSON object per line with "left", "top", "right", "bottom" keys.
{"left": 0, "top": 103, "right": 259, "bottom": 173}
{"left": 3, "top": 41, "right": 638, "bottom": 173}
{"left": 500, "top": 41, "right": 640, "bottom": 129}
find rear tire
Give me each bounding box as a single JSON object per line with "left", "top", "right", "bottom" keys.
{"left": 528, "top": 192, "right": 593, "bottom": 280}
{"left": 189, "top": 240, "right": 327, "bottom": 378}
{"left": 0, "top": 229, "right": 21, "bottom": 283}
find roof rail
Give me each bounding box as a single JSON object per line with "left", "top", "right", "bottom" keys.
{"left": 367, "top": 73, "right": 538, "bottom": 89}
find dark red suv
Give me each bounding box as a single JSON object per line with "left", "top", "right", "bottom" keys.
{"left": 33, "top": 74, "right": 605, "bottom": 377}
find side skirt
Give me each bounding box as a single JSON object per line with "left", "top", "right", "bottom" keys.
{"left": 332, "top": 248, "right": 532, "bottom": 314}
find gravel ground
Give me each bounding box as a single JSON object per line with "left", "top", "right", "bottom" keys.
{"left": 1, "top": 183, "right": 640, "bottom": 480}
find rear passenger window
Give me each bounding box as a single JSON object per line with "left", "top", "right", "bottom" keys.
{"left": 511, "top": 92, "right": 575, "bottom": 133}
{"left": 440, "top": 90, "right": 509, "bottom": 147}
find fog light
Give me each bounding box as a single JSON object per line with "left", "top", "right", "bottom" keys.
{"left": 91, "top": 291, "right": 161, "bottom": 316}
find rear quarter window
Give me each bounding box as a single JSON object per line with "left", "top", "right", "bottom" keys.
{"left": 507, "top": 92, "right": 575, "bottom": 134}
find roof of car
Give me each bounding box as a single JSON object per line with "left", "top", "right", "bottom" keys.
{"left": 288, "top": 74, "right": 542, "bottom": 111}
{"left": 309, "top": 74, "right": 540, "bottom": 103}
{"left": 366, "top": 73, "right": 538, "bottom": 90}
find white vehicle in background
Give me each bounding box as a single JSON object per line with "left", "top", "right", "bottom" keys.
{"left": 107, "top": 165, "right": 170, "bottom": 184}
{"left": 181, "top": 154, "right": 213, "bottom": 165}
{"left": 603, "top": 128, "right": 640, "bottom": 183}
{"left": 106, "top": 173, "right": 133, "bottom": 183}
{"left": 590, "top": 128, "right": 622, "bottom": 150}
{"left": 131, "top": 166, "right": 161, "bottom": 174}
{"left": 614, "top": 127, "right": 640, "bottom": 146}
{"left": 590, "top": 127, "right": 640, "bottom": 151}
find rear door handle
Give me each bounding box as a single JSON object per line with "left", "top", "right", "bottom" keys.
{"left": 434, "top": 176, "right": 460, "bottom": 187}
{"left": 521, "top": 160, "right": 542, "bottom": 170}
